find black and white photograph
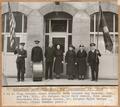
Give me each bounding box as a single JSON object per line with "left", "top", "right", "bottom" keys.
{"left": 2, "top": 1, "right": 118, "bottom": 86}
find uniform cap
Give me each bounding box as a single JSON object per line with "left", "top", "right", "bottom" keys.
{"left": 90, "top": 43, "right": 96, "bottom": 46}
{"left": 19, "top": 42, "right": 25, "bottom": 46}
{"left": 79, "top": 45, "right": 84, "bottom": 47}
{"left": 34, "top": 40, "right": 40, "bottom": 44}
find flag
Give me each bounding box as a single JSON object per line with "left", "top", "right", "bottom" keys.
{"left": 97, "top": 3, "right": 113, "bottom": 52}
{"left": 8, "top": 2, "right": 16, "bottom": 48}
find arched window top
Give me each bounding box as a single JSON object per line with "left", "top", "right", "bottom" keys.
{"left": 91, "top": 11, "right": 118, "bottom": 16}
{"left": 2, "top": 11, "right": 27, "bottom": 33}
{"left": 90, "top": 11, "right": 118, "bottom": 54}
{"left": 90, "top": 11, "right": 118, "bottom": 32}
{"left": 3, "top": 11, "right": 27, "bottom": 16}
{"left": 44, "top": 12, "right": 72, "bottom": 19}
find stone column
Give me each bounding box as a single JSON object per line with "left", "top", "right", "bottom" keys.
{"left": 72, "top": 10, "right": 90, "bottom": 78}
{"left": 72, "top": 10, "right": 90, "bottom": 50}
{"left": 26, "top": 10, "right": 44, "bottom": 77}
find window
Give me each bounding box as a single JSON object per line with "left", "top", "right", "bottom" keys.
{"left": 90, "top": 12, "right": 118, "bottom": 54}
{"left": 68, "top": 35, "right": 72, "bottom": 47}
{"left": 2, "top": 12, "right": 27, "bottom": 53}
{"left": 51, "top": 20, "right": 67, "bottom": 32}
{"left": 45, "top": 19, "right": 72, "bottom": 33}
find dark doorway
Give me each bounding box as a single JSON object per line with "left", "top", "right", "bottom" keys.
{"left": 52, "top": 38, "right": 65, "bottom": 52}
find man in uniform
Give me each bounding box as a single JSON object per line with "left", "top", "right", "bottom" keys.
{"left": 31, "top": 40, "right": 43, "bottom": 81}
{"left": 87, "top": 43, "right": 101, "bottom": 81}
{"left": 31, "top": 40, "right": 43, "bottom": 63}
{"left": 14, "top": 42, "right": 27, "bottom": 82}
{"left": 45, "top": 43, "right": 55, "bottom": 79}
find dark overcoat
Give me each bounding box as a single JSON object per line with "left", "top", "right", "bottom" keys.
{"left": 31, "top": 46, "right": 43, "bottom": 62}
{"left": 65, "top": 50, "right": 76, "bottom": 75}
{"left": 54, "top": 49, "right": 63, "bottom": 74}
{"left": 77, "top": 50, "right": 87, "bottom": 75}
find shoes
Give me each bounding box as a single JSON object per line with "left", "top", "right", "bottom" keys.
{"left": 56, "top": 75, "right": 60, "bottom": 79}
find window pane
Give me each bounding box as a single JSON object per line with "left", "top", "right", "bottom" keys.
{"left": 7, "top": 37, "right": 20, "bottom": 52}
{"left": 2, "top": 14, "right": 5, "bottom": 32}
{"left": 24, "top": 15, "right": 27, "bottom": 32}
{"left": 2, "top": 35, "right": 4, "bottom": 52}
{"left": 115, "top": 35, "right": 118, "bottom": 54}
{"left": 68, "top": 35, "right": 72, "bottom": 47}
{"left": 14, "top": 12, "right": 22, "bottom": 32}
{"left": 68, "top": 20, "right": 72, "bottom": 33}
{"left": 45, "top": 35, "right": 49, "bottom": 49}
{"left": 90, "top": 14, "right": 94, "bottom": 32}
{"left": 51, "top": 20, "right": 67, "bottom": 32}
{"left": 90, "top": 34, "right": 94, "bottom": 43}
{"left": 96, "top": 34, "right": 106, "bottom": 54}
{"left": 6, "top": 13, "right": 10, "bottom": 32}
{"left": 110, "top": 34, "right": 116, "bottom": 54}
{"left": 115, "top": 14, "right": 118, "bottom": 32}
{"left": 96, "top": 12, "right": 113, "bottom": 32}
{"left": 45, "top": 20, "right": 49, "bottom": 33}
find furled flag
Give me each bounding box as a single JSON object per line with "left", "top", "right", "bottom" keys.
{"left": 97, "top": 3, "right": 113, "bottom": 52}
{"left": 8, "top": 2, "right": 16, "bottom": 48}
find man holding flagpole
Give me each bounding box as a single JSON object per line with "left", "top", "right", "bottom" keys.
{"left": 88, "top": 2, "right": 113, "bottom": 82}
{"left": 88, "top": 43, "right": 101, "bottom": 81}
{"left": 14, "top": 43, "right": 27, "bottom": 82}
{"left": 8, "top": 2, "right": 27, "bottom": 82}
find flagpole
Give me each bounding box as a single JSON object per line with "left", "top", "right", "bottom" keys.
{"left": 97, "top": 1, "right": 101, "bottom": 50}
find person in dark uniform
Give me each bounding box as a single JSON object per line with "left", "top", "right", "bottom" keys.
{"left": 54, "top": 44, "right": 63, "bottom": 79}
{"left": 77, "top": 45, "right": 87, "bottom": 80}
{"left": 31, "top": 40, "right": 43, "bottom": 81}
{"left": 87, "top": 43, "right": 101, "bottom": 81}
{"left": 31, "top": 40, "right": 43, "bottom": 63}
{"left": 65, "top": 45, "right": 77, "bottom": 80}
{"left": 14, "top": 43, "right": 27, "bottom": 82}
{"left": 45, "top": 43, "right": 55, "bottom": 79}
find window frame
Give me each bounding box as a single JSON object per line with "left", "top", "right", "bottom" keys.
{"left": 90, "top": 11, "right": 118, "bottom": 55}
{"left": 2, "top": 12, "right": 27, "bottom": 54}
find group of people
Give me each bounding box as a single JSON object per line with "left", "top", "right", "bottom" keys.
{"left": 14, "top": 40, "right": 101, "bottom": 82}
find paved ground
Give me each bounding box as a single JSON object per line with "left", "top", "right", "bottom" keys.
{"left": 2, "top": 77, "right": 118, "bottom": 86}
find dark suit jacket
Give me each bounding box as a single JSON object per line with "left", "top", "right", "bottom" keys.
{"left": 45, "top": 47, "right": 55, "bottom": 62}
{"left": 14, "top": 49, "right": 27, "bottom": 63}
{"left": 87, "top": 49, "right": 101, "bottom": 66}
